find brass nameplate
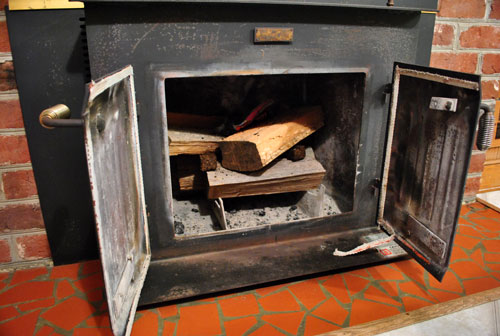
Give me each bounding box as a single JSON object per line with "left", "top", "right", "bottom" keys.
{"left": 254, "top": 28, "right": 293, "bottom": 43}
{"left": 9, "top": 0, "right": 83, "bottom": 10}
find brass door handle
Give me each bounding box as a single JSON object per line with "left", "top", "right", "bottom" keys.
{"left": 39, "top": 104, "right": 83, "bottom": 129}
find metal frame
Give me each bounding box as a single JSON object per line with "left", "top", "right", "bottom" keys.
{"left": 151, "top": 65, "right": 369, "bottom": 258}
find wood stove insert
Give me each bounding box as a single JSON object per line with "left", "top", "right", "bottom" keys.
{"left": 7, "top": 1, "right": 486, "bottom": 335}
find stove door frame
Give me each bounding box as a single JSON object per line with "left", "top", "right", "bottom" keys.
{"left": 378, "top": 62, "right": 481, "bottom": 281}
{"left": 156, "top": 65, "right": 368, "bottom": 239}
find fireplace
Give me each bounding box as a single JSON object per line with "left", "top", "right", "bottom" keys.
{"left": 9, "top": 1, "right": 485, "bottom": 334}
{"left": 164, "top": 71, "right": 364, "bottom": 235}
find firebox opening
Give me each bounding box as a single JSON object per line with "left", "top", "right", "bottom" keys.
{"left": 165, "top": 72, "right": 365, "bottom": 236}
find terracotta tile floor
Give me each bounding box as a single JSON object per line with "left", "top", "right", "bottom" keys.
{"left": 1, "top": 202, "right": 500, "bottom": 335}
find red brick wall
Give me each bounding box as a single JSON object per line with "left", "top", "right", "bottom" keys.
{"left": 430, "top": 0, "right": 500, "bottom": 202}
{"left": 0, "top": 12, "right": 51, "bottom": 267}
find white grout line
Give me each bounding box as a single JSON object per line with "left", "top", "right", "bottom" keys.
{"left": 431, "top": 48, "right": 500, "bottom": 53}
{"left": 0, "top": 258, "right": 53, "bottom": 273}
{"left": 0, "top": 228, "right": 46, "bottom": 238}
{"left": 0, "top": 196, "right": 40, "bottom": 204}
{"left": 468, "top": 172, "right": 483, "bottom": 178}
{"left": 486, "top": 0, "right": 493, "bottom": 21}
{"left": 0, "top": 198, "right": 40, "bottom": 207}
{"left": 435, "top": 17, "right": 500, "bottom": 23}
{"left": 0, "top": 92, "right": 19, "bottom": 101}
{"left": 0, "top": 90, "right": 18, "bottom": 95}
{"left": 0, "top": 129, "right": 25, "bottom": 136}
{"left": 478, "top": 53, "right": 484, "bottom": 74}
{"left": 0, "top": 53, "right": 13, "bottom": 63}
{"left": 0, "top": 164, "right": 33, "bottom": 173}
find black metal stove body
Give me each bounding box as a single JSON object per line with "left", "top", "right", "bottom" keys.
{"left": 7, "top": 1, "right": 485, "bottom": 334}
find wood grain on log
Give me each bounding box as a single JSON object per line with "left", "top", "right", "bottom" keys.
{"left": 207, "top": 148, "right": 325, "bottom": 199}
{"left": 168, "top": 129, "right": 223, "bottom": 156}
{"left": 219, "top": 106, "right": 324, "bottom": 172}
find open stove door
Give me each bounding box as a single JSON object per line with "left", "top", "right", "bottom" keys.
{"left": 378, "top": 62, "right": 481, "bottom": 281}
{"left": 83, "top": 65, "right": 150, "bottom": 336}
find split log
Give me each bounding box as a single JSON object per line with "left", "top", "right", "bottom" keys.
{"left": 207, "top": 148, "right": 325, "bottom": 199}
{"left": 219, "top": 106, "right": 324, "bottom": 172}
{"left": 168, "top": 129, "right": 223, "bottom": 156}
{"left": 200, "top": 153, "right": 218, "bottom": 171}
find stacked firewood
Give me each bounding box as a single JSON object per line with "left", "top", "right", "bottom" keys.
{"left": 169, "top": 106, "right": 326, "bottom": 199}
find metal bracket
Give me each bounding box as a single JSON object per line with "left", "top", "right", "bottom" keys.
{"left": 429, "top": 97, "right": 458, "bottom": 112}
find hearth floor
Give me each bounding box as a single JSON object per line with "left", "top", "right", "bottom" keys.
{"left": 1, "top": 202, "right": 500, "bottom": 335}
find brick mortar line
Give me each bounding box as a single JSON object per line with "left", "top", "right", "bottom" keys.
{"left": 0, "top": 228, "right": 47, "bottom": 238}
{"left": 0, "top": 163, "right": 32, "bottom": 174}
{"left": 0, "top": 128, "right": 25, "bottom": 135}
{"left": 486, "top": 0, "right": 493, "bottom": 20}
{"left": 484, "top": 0, "right": 493, "bottom": 20}
{"left": 478, "top": 52, "right": 484, "bottom": 75}
{"left": 0, "top": 258, "right": 53, "bottom": 273}
{"left": 453, "top": 21, "right": 460, "bottom": 51}
{"left": 0, "top": 198, "right": 39, "bottom": 207}
{"left": 0, "top": 163, "right": 33, "bottom": 171}
{"left": 435, "top": 18, "right": 500, "bottom": 23}
{"left": 463, "top": 195, "right": 477, "bottom": 204}
{"left": 467, "top": 172, "right": 483, "bottom": 178}
{"left": 0, "top": 92, "right": 19, "bottom": 100}
{"left": 456, "top": 48, "right": 500, "bottom": 52}
{"left": 5, "top": 235, "right": 19, "bottom": 263}
{"left": 0, "top": 195, "right": 40, "bottom": 204}
{"left": 456, "top": 22, "right": 500, "bottom": 30}
{"left": 0, "top": 89, "right": 19, "bottom": 95}
{"left": 431, "top": 48, "right": 500, "bottom": 53}
{"left": 0, "top": 53, "right": 12, "bottom": 63}
{"left": 481, "top": 100, "right": 498, "bottom": 108}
